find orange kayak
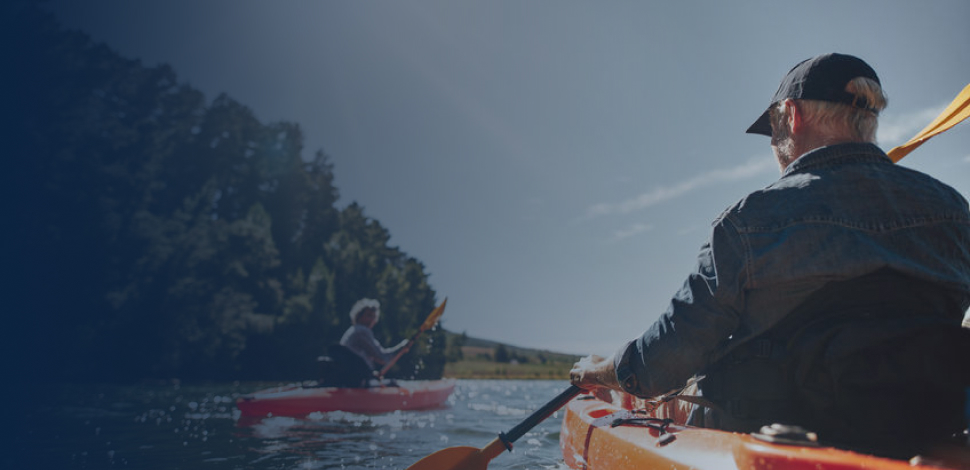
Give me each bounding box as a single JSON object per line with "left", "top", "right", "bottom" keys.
{"left": 560, "top": 395, "right": 967, "bottom": 470}
{"left": 236, "top": 379, "right": 455, "bottom": 417}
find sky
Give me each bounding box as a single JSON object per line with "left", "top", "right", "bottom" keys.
{"left": 46, "top": 1, "right": 970, "bottom": 356}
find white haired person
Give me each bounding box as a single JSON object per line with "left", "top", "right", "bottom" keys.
{"left": 333, "top": 298, "right": 410, "bottom": 385}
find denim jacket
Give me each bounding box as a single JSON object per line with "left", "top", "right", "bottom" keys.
{"left": 615, "top": 143, "right": 970, "bottom": 398}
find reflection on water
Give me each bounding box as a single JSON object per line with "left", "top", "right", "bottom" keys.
{"left": 20, "top": 380, "right": 572, "bottom": 469}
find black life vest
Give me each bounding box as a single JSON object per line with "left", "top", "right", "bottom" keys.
{"left": 319, "top": 344, "right": 374, "bottom": 388}
{"left": 698, "top": 268, "right": 970, "bottom": 458}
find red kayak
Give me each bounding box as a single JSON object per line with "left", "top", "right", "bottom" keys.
{"left": 236, "top": 379, "right": 456, "bottom": 417}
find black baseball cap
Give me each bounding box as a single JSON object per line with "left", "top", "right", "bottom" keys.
{"left": 746, "top": 53, "right": 881, "bottom": 136}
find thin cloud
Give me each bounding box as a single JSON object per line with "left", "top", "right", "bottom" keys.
{"left": 878, "top": 104, "right": 946, "bottom": 146}
{"left": 612, "top": 222, "right": 655, "bottom": 242}
{"left": 583, "top": 157, "right": 775, "bottom": 220}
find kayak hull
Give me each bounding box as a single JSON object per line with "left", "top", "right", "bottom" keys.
{"left": 560, "top": 394, "right": 962, "bottom": 470}
{"left": 236, "top": 379, "right": 456, "bottom": 417}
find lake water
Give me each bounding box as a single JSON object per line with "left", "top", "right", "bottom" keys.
{"left": 20, "top": 380, "right": 573, "bottom": 469}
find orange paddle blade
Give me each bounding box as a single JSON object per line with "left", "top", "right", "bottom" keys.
{"left": 377, "top": 298, "right": 448, "bottom": 379}
{"left": 418, "top": 298, "right": 447, "bottom": 332}
{"left": 405, "top": 446, "right": 480, "bottom": 470}
{"left": 888, "top": 83, "right": 970, "bottom": 162}
{"left": 404, "top": 386, "right": 581, "bottom": 470}
{"left": 405, "top": 438, "right": 506, "bottom": 470}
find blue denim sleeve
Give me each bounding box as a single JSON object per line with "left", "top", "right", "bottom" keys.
{"left": 615, "top": 216, "right": 746, "bottom": 397}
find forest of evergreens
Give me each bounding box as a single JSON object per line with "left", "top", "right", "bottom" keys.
{"left": 8, "top": 3, "right": 446, "bottom": 382}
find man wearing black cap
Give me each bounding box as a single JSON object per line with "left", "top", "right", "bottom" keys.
{"left": 570, "top": 53, "right": 970, "bottom": 458}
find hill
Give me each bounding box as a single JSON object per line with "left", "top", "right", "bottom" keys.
{"left": 441, "top": 330, "right": 582, "bottom": 380}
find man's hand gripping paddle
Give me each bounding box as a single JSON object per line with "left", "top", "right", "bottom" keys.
{"left": 404, "top": 385, "right": 582, "bottom": 470}
{"left": 377, "top": 298, "right": 447, "bottom": 380}
{"left": 887, "top": 83, "right": 970, "bottom": 162}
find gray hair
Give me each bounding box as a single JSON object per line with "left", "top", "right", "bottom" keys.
{"left": 349, "top": 298, "right": 380, "bottom": 322}
{"left": 775, "top": 76, "right": 887, "bottom": 143}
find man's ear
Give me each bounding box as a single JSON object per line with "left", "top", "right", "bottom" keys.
{"left": 784, "top": 99, "right": 802, "bottom": 134}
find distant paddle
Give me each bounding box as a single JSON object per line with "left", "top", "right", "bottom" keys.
{"left": 887, "top": 83, "right": 970, "bottom": 162}
{"left": 405, "top": 385, "right": 582, "bottom": 470}
{"left": 377, "top": 298, "right": 448, "bottom": 380}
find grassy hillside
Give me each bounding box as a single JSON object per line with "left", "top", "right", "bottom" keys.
{"left": 441, "top": 330, "right": 582, "bottom": 380}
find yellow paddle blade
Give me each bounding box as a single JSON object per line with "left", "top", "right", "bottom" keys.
{"left": 419, "top": 297, "right": 447, "bottom": 332}
{"left": 888, "top": 83, "right": 970, "bottom": 162}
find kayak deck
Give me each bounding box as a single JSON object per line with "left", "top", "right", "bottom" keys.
{"left": 236, "top": 379, "right": 456, "bottom": 417}
{"left": 560, "top": 394, "right": 967, "bottom": 470}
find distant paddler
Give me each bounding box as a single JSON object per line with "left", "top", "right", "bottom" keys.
{"left": 322, "top": 298, "right": 446, "bottom": 387}
{"left": 340, "top": 298, "right": 411, "bottom": 372}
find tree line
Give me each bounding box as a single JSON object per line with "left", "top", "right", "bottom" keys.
{"left": 9, "top": 3, "right": 446, "bottom": 382}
